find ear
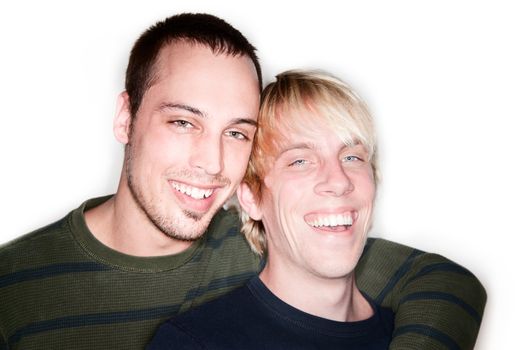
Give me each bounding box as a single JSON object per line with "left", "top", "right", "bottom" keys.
{"left": 237, "top": 183, "right": 263, "bottom": 221}
{"left": 113, "top": 91, "right": 133, "bottom": 144}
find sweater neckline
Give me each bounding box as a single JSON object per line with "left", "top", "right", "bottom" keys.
{"left": 247, "top": 276, "right": 381, "bottom": 338}
{"left": 69, "top": 196, "right": 206, "bottom": 273}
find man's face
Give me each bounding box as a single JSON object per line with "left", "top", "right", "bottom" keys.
{"left": 257, "top": 118, "right": 376, "bottom": 280}
{"left": 123, "top": 42, "right": 260, "bottom": 241}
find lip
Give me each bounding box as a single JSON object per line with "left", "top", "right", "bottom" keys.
{"left": 168, "top": 179, "right": 224, "bottom": 213}
{"left": 304, "top": 209, "right": 358, "bottom": 222}
{"left": 303, "top": 208, "right": 358, "bottom": 235}
{"left": 169, "top": 179, "right": 224, "bottom": 190}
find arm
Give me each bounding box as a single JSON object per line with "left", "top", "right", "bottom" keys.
{"left": 355, "top": 238, "right": 486, "bottom": 350}
{"left": 0, "top": 330, "right": 7, "bottom": 350}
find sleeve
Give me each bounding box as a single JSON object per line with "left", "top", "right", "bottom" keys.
{"left": 355, "top": 238, "right": 486, "bottom": 350}
{"left": 0, "top": 333, "right": 7, "bottom": 350}
{"left": 147, "top": 321, "right": 206, "bottom": 350}
{"left": 1, "top": 308, "right": 10, "bottom": 350}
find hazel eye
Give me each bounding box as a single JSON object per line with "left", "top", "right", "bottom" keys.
{"left": 172, "top": 120, "right": 194, "bottom": 128}
{"left": 226, "top": 130, "right": 249, "bottom": 141}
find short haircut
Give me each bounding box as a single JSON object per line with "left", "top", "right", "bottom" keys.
{"left": 241, "top": 70, "right": 378, "bottom": 255}
{"left": 125, "top": 13, "right": 262, "bottom": 118}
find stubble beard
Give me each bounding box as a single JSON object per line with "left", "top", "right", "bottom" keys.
{"left": 124, "top": 144, "right": 214, "bottom": 242}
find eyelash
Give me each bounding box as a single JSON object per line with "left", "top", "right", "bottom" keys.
{"left": 343, "top": 155, "right": 361, "bottom": 162}
{"left": 170, "top": 119, "right": 250, "bottom": 140}
{"left": 170, "top": 120, "right": 250, "bottom": 143}
{"left": 226, "top": 130, "right": 250, "bottom": 141}
{"left": 289, "top": 159, "right": 307, "bottom": 167}
{"left": 172, "top": 120, "right": 194, "bottom": 128}
{"left": 289, "top": 156, "right": 362, "bottom": 167}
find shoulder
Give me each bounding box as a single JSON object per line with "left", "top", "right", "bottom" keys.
{"left": 203, "top": 208, "right": 260, "bottom": 263}
{"left": 0, "top": 197, "right": 107, "bottom": 270}
{"left": 375, "top": 303, "right": 395, "bottom": 336}
{"left": 175, "top": 284, "right": 251, "bottom": 327}
{"left": 147, "top": 321, "right": 206, "bottom": 350}
{"left": 357, "top": 237, "right": 457, "bottom": 282}
{"left": 0, "top": 215, "right": 71, "bottom": 274}
{"left": 364, "top": 237, "right": 479, "bottom": 278}
{"left": 149, "top": 286, "right": 253, "bottom": 349}
{"left": 364, "top": 237, "right": 419, "bottom": 257}
{"left": 1, "top": 216, "right": 69, "bottom": 250}
{"left": 205, "top": 207, "right": 241, "bottom": 240}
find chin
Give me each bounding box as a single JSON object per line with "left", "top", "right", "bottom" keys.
{"left": 313, "top": 260, "right": 359, "bottom": 279}
{"left": 162, "top": 224, "right": 207, "bottom": 241}
{"left": 150, "top": 209, "right": 210, "bottom": 242}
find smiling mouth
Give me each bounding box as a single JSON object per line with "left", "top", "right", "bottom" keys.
{"left": 170, "top": 181, "right": 214, "bottom": 199}
{"left": 305, "top": 213, "right": 353, "bottom": 229}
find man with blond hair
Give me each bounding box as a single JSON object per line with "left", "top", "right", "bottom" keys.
{"left": 148, "top": 70, "right": 485, "bottom": 349}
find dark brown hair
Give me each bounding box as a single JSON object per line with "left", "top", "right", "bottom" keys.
{"left": 125, "top": 13, "right": 262, "bottom": 117}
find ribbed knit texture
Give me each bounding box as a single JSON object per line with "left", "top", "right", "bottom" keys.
{"left": 0, "top": 197, "right": 486, "bottom": 349}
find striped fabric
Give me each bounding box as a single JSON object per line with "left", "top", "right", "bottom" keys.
{"left": 356, "top": 239, "right": 486, "bottom": 349}
{"left": 0, "top": 197, "right": 486, "bottom": 349}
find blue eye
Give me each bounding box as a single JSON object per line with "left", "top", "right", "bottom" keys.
{"left": 343, "top": 155, "right": 360, "bottom": 162}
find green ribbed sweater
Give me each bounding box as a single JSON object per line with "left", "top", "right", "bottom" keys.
{"left": 0, "top": 197, "right": 486, "bottom": 349}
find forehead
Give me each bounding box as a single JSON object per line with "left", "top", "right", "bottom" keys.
{"left": 141, "top": 41, "right": 260, "bottom": 118}
{"left": 154, "top": 41, "right": 258, "bottom": 87}
{"left": 270, "top": 107, "right": 360, "bottom": 153}
{"left": 276, "top": 128, "right": 361, "bottom": 158}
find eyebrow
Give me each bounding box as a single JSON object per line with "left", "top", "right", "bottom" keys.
{"left": 157, "top": 103, "right": 207, "bottom": 118}
{"left": 278, "top": 142, "right": 315, "bottom": 157}
{"left": 231, "top": 118, "right": 258, "bottom": 127}
{"left": 157, "top": 103, "right": 257, "bottom": 127}
{"left": 277, "top": 142, "right": 368, "bottom": 158}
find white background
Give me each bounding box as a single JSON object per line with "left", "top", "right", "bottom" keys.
{"left": 0, "top": 1, "right": 523, "bottom": 348}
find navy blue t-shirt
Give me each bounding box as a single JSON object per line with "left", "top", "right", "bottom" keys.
{"left": 148, "top": 276, "right": 394, "bottom": 349}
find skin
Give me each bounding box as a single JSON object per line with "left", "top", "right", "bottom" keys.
{"left": 85, "top": 41, "right": 260, "bottom": 257}
{"left": 238, "top": 117, "right": 376, "bottom": 322}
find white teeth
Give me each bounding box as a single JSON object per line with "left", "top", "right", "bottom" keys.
{"left": 191, "top": 187, "right": 199, "bottom": 198}
{"left": 308, "top": 214, "right": 353, "bottom": 227}
{"left": 171, "top": 182, "right": 213, "bottom": 199}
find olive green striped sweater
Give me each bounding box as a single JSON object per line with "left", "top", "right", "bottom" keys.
{"left": 0, "top": 197, "right": 486, "bottom": 349}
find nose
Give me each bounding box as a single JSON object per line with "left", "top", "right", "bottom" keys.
{"left": 189, "top": 135, "right": 223, "bottom": 175}
{"left": 314, "top": 161, "right": 354, "bottom": 197}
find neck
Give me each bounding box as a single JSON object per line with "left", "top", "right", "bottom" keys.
{"left": 85, "top": 175, "right": 192, "bottom": 257}
{"left": 259, "top": 261, "right": 373, "bottom": 322}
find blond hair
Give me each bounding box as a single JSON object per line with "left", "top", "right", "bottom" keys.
{"left": 241, "top": 70, "right": 378, "bottom": 255}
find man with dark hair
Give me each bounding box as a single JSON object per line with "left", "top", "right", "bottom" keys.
{"left": 125, "top": 13, "right": 263, "bottom": 118}
{"left": 0, "top": 13, "right": 485, "bottom": 350}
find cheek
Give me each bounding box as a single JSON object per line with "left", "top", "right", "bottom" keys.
{"left": 273, "top": 184, "right": 306, "bottom": 225}
{"left": 364, "top": 176, "right": 377, "bottom": 203}
{"left": 353, "top": 168, "right": 376, "bottom": 202}
{"left": 132, "top": 127, "right": 171, "bottom": 158}
{"left": 360, "top": 177, "right": 376, "bottom": 200}
{"left": 265, "top": 175, "right": 311, "bottom": 217}
{"left": 225, "top": 145, "right": 252, "bottom": 179}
